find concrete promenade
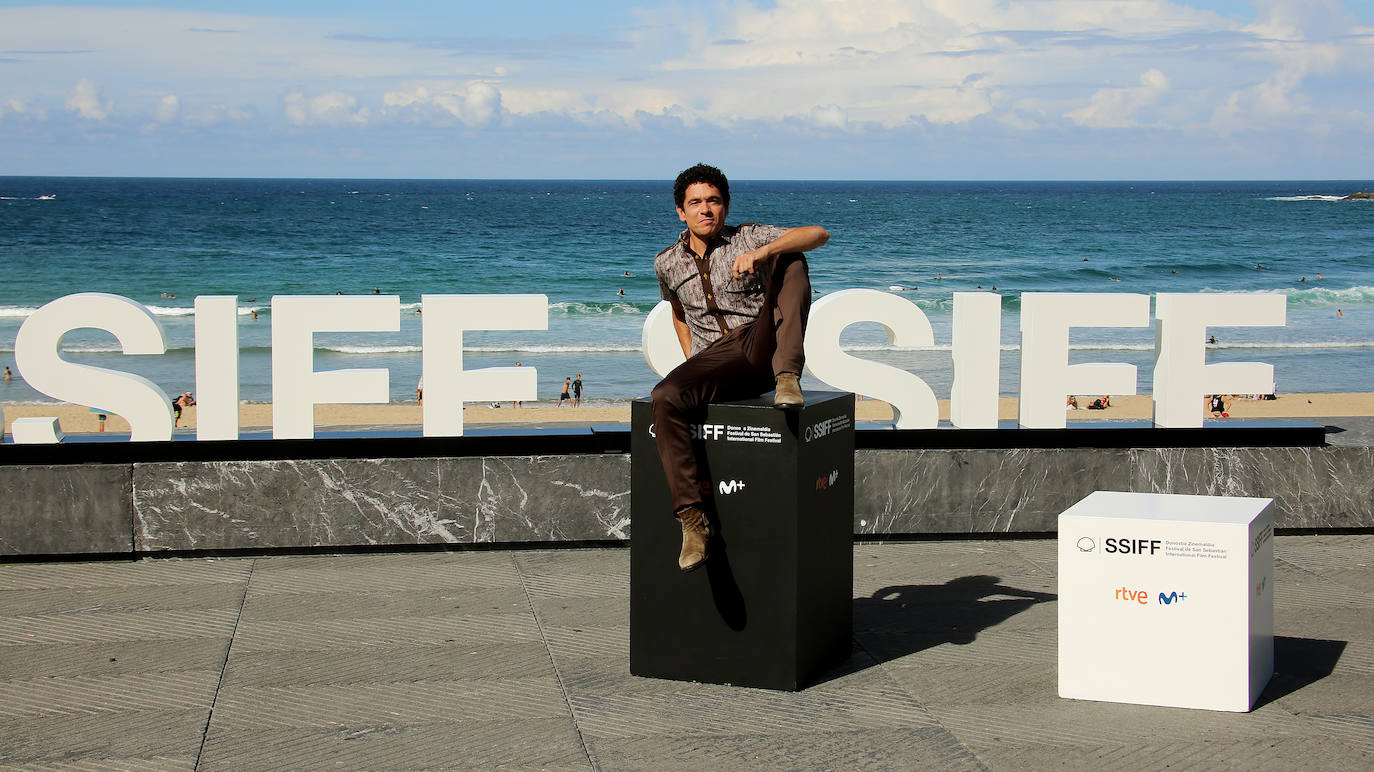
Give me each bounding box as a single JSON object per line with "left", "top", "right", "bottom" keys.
{"left": 1, "top": 536, "right": 1371, "bottom": 770}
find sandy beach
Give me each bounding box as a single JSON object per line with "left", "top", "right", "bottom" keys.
{"left": 5, "top": 393, "right": 1372, "bottom": 435}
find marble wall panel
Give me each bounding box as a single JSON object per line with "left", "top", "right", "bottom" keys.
{"left": 13, "top": 443, "right": 1368, "bottom": 557}
{"left": 438, "top": 454, "right": 631, "bottom": 543}
{"left": 853, "top": 448, "right": 1133, "bottom": 534}
{"left": 0, "top": 465, "right": 133, "bottom": 555}
{"left": 1130, "top": 446, "right": 1374, "bottom": 529}
{"left": 133, "top": 454, "right": 633, "bottom": 552}
{"left": 133, "top": 458, "right": 456, "bottom": 552}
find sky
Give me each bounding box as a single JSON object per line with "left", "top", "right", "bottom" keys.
{"left": 1, "top": 0, "right": 1372, "bottom": 179}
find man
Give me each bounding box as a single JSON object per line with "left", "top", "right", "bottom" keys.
{"left": 651, "top": 163, "right": 828, "bottom": 572}
{"left": 572, "top": 374, "right": 583, "bottom": 407}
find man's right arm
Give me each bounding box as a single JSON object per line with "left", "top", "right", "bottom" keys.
{"left": 669, "top": 297, "right": 692, "bottom": 359}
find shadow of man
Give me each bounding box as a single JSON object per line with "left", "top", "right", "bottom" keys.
{"left": 854, "top": 575, "right": 1057, "bottom": 665}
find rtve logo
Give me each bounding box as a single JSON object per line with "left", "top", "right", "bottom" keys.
{"left": 814, "top": 469, "right": 840, "bottom": 491}
{"left": 1115, "top": 587, "right": 1189, "bottom": 605}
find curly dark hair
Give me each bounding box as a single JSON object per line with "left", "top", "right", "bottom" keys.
{"left": 673, "top": 163, "right": 730, "bottom": 209}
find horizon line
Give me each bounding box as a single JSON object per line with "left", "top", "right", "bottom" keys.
{"left": 2, "top": 174, "right": 1373, "bottom": 185}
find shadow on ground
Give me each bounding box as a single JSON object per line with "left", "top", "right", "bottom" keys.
{"left": 1254, "top": 635, "right": 1348, "bottom": 708}
{"left": 804, "top": 575, "right": 1058, "bottom": 685}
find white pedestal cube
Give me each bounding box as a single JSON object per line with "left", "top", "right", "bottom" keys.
{"left": 1058, "top": 491, "right": 1274, "bottom": 712}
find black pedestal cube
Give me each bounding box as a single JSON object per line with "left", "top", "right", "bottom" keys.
{"left": 630, "top": 390, "right": 855, "bottom": 691}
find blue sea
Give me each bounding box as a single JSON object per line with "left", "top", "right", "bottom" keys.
{"left": 2, "top": 177, "right": 1372, "bottom": 406}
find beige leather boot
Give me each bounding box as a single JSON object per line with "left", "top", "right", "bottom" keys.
{"left": 773, "top": 372, "right": 804, "bottom": 408}
{"left": 676, "top": 506, "right": 711, "bottom": 572}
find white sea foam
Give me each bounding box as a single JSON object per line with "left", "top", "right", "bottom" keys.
{"left": 0, "top": 306, "right": 40, "bottom": 318}
{"left": 1267, "top": 195, "right": 1347, "bottom": 202}
{"left": 466, "top": 344, "right": 643, "bottom": 353}
{"left": 838, "top": 340, "right": 1374, "bottom": 353}
{"left": 1195, "top": 285, "right": 1374, "bottom": 308}
{"left": 144, "top": 305, "right": 197, "bottom": 317}
{"left": 311, "top": 343, "right": 644, "bottom": 354}
{"left": 318, "top": 344, "right": 423, "bottom": 354}
{"left": 549, "top": 301, "right": 649, "bottom": 316}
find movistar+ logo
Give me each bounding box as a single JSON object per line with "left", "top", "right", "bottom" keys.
{"left": 718, "top": 480, "right": 746, "bottom": 495}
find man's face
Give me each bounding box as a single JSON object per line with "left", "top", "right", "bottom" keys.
{"left": 676, "top": 182, "right": 729, "bottom": 243}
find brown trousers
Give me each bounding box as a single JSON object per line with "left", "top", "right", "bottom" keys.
{"left": 650, "top": 253, "right": 811, "bottom": 513}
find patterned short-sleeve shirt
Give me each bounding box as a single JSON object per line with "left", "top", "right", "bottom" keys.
{"left": 655, "top": 222, "right": 788, "bottom": 356}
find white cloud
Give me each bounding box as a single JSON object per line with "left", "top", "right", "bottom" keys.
{"left": 283, "top": 89, "right": 370, "bottom": 126}
{"left": 1066, "top": 68, "right": 1170, "bottom": 128}
{"left": 65, "top": 78, "right": 112, "bottom": 120}
{"left": 382, "top": 83, "right": 503, "bottom": 127}
{"left": 2, "top": 1, "right": 1373, "bottom": 177}
{"left": 1206, "top": 0, "right": 1369, "bottom": 134}
{"left": 153, "top": 94, "right": 180, "bottom": 123}
{"left": 808, "top": 104, "right": 847, "bottom": 130}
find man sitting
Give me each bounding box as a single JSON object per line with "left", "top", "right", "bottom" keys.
{"left": 650, "top": 163, "right": 829, "bottom": 572}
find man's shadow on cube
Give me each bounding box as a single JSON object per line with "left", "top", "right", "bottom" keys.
{"left": 702, "top": 524, "right": 748, "bottom": 631}
{"left": 849, "top": 575, "right": 1057, "bottom": 670}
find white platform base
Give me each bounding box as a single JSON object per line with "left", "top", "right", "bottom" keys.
{"left": 1058, "top": 491, "right": 1274, "bottom": 712}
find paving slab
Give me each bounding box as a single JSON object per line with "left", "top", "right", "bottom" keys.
{"left": 1, "top": 535, "right": 1370, "bottom": 770}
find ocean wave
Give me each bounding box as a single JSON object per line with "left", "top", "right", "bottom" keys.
{"left": 140, "top": 304, "right": 273, "bottom": 317}
{"left": 1266, "top": 195, "right": 1348, "bottom": 202}
{"left": 318, "top": 344, "right": 422, "bottom": 354}
{"left": 143, "top": 305, "right": 197, "bottom": 317}
{"left": 0, "top": 303, "right": 269, "bottom": 319}
{"left": 839, "top": 340, "right": 1374, "bottom": 353}
{"left": 838, "top": 342, "right": 1158, "bottom": 353}
{"left": 548, "top": 301, "right": 653, "bottom": 316}
{"left": 311, "top": 343, "right": 644, "bottom": 354}
{"left": 1194, "top": 285, "right": 1374, "bottom": 308}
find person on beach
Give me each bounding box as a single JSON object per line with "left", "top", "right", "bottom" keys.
{"left": 558, "top": 377, "right": 572, "bottom": 407}
{"left": 511, "top": 362, "right": 523, "bottom": 408}
{"left": 572, "top": 374, "right": 583, "bottom": 407}
{"left": 1209, "top": 394, "right": 1229, "bottom": 417}
{"left": 651, "top": 163, "right": 828, "bottom": 572}
{"left": 172, "top": 392, "right": 195, "bottom": 427}
{"left": 2, "top": 366, "right": 10, "bottom": 383}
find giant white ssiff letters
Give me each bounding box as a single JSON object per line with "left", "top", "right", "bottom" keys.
{"left": 5, "top": 290, "right": 1286, "bottom": 443}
